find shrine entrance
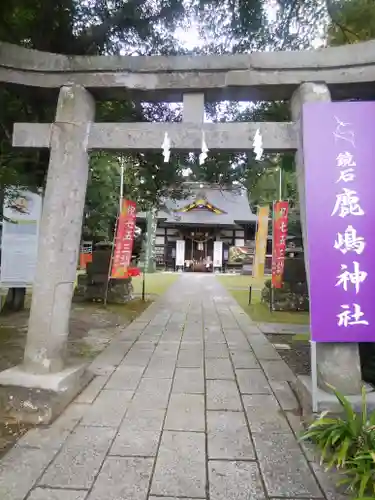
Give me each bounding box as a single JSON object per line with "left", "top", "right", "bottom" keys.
{"left": 183, "top": 229, "right": 215, "bottom": 271}
{"left": 1, "top": 39, "right": 370, "bottom": 419}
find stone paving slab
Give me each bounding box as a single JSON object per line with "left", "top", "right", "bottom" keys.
{"left": 52, "top": 402, "right": 89, "bottom": 431}
{"left": 204, "top": 342, "right": 230, "bottom": 358}
{"left": 0, "top": 446, "right": 57, "bottom": 500}
{"left": 120, "top": 348, "right": 154, "bottom": 366}
{"left": 80, "top": 389, "right": 133, "bottom": 427}
{"left": 172, "top": 367, "right": 204, "bottom": 393}
{"left": 88, "top": 456, "right": 154, "bottom": 500}
{"left": 209, "top": 460, "right": 266, "bottom": 500}
{"left": 236, "top": 368, "right": 272, "bottom": 394}
{"left": 151, "top": 430, "right": 206, "bottom": 498}
{"left": 120, "top": 407, "right": 166, "bottom": 431}
{"left": 206, "top": 379, "right": 243, "bottom": 410}
{"left": 0, "top": 274, "right": 342, "bottom": 500}
{"left": 311, "top": 463, "right": 349, "bottom": 500}
{"left": 164, "top": 393, "right": 205, "bottom": 431}
{"left": 253, "top": 432, "right": 322, "bottom": 498}
{"left": 40, "top": 426, "right": 116, "bottom": 489}
{"left": 105, "top": 364, "right": 145, "bottom": 389}
{"left": 149, "top": 497, "right": 204, "bottom": 500}
{"left": 229, "top": 348, "right": 259, "bottom": 368}
{"left": 110, "top": 427, "right": 161, "bottom": 457}
{"left": 207, "top": 410, "right": 255, "bottom": 460}
{"left": 75, "top": 374, "right": 109, "bottom": 403}
{"left": 16, "top": 424, "right": 71, "bottom": 451}
{"left": 243, "top": 394, "right": 292, "bottom": 434}
{"left": 144, "top": 359, "right": 176, "bottom": 378}
{"left": 177, "top": 349, "right": 204, "bottom": 367}
{"left": 270, "top": 380, "right": 300, "bottom": 411}
{"left": 261, "top": 359, "right": 297, "bottom": 382}
{"left": 205, "top": 357, "right": 235, "bottom": 379}
{"left": 131, "top": 377, "right": 173, "bottom": 410}
{"left": 28, "top": 489, "right": 88, "bottom": 500}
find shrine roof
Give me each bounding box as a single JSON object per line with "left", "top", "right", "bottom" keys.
{"left": 137, "top": 183, "right": 257, "bottom": 226}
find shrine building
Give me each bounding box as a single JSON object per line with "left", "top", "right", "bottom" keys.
{"left": 136, "top": 183, "right": 268, "bottom": 272}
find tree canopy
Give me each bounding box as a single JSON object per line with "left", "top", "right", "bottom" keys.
{"left": 0, "top": 0, "right": 372, "bottom": 238}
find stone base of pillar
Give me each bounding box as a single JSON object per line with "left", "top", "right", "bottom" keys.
{"left": 0, "top": 363, "right": 92, "bottom": 425}
{"left": 292, "top": 375, "right": 375, "bottom": 418}
{"left": 316, "top": 343, "right": 362, "bottom": 395}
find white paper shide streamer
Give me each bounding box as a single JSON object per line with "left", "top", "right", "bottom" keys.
{"left": 162, "top": 132, "right": 171, "bottom": 163}
{"left": 199, "top": 131, "right": 209, "bottom": 165}
{"left": 253, "top": 128, "right": 263, "bottom": 161}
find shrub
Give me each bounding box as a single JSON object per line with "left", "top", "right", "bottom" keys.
{"left": 300, "top": 385, "right": 375, "bottom": 498}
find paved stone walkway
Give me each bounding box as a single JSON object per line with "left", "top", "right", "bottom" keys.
{"left": 0, "top": 274, "right": 343, "bottom": 500}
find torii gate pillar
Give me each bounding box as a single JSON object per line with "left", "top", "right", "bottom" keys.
{"left": 0, "top": 85, "right": 95, "bottom": 422}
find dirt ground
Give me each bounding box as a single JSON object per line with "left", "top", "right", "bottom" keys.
{"left": 0, "top": 298, "right": 150, "bottom": 456}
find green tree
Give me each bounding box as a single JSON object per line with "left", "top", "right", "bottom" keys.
{"left": 327, "top": 0, "right": 375, "bottom": 45}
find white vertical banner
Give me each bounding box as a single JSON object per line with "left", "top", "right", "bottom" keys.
{"left": 1, "top": 190, "right": 43, "bottom": 287}
{"left": 175, "top": 240, "right": 185, "bottom": 267}
{"left": 213, "top": 241, "right": 223, "bottom": 267}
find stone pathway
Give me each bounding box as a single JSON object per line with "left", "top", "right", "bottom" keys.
{"left": 0, "top": 274, "right": 343, "bottom": 500}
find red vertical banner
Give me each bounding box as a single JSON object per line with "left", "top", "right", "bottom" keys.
{"left": 79, "top": 241, "right": 93, "bottom": 269}
{"left": 271, "top": 201, "right": 289, "bottom": 289}
{"left": 111, "top": 200, "right": 137, "bottom": 279}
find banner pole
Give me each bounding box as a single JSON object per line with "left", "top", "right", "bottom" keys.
{"left": 311, "top": 340, "right": 318, "bottom": 413}
{"left": 252, "top": 206, "right": 259, "bottom": 280}
{"left": 274, "top": 167, "right": 282, "bottom": 311}
{"left": 142, "top": 266, "right": 146, "bottom": 301}
{"left": 119, "top": 162, "right": 124, "bottom": 212}
{"left": 142, "top": 236, "right": 146, "bottom": 301}
{"left": 104, "top": 161, "right": 125, "bottom": 306}
{"left": 104, "top": 210, "right": 119, "bottom": 307}
{"left": 270, "top": 201, "right": 275, "bottom": 313}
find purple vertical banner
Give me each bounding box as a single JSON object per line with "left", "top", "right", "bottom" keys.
{"left": 303, "top": 101, "right": 375, "bottom": 342}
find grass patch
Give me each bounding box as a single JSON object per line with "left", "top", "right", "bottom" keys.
{"left": 217, "top": 274, "right": 310, "bottom": 325}
{"left": 216, "top": 274, "right": 267, "bottom": 290}
{"left": 292, "top": 332, "right": 311, "bottom": 342}
{"left": 74, "top": 342, "right": 102, "bottom": 360}
{"left": 226, "top": 288, "right": 310, "bottom": 325}
{"left": 132, "top": 272, "right": 180, "bottom": 297}
{"left": 107, "top": 298, "right": 151, "bottom": 320}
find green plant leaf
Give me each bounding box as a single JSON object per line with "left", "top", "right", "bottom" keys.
{"left": 358, "top": 471, "right": 371, "bottom": 497}
{"left": 332, "top": 387, "right": 357, "bottom": 433}
{"left": 309, "top": 418, "right": 342, "bottom": 428}
{"left": 361, "top": 385, "right": 367, "bottom": 427}
{"left": 301, "top": 383, "right": 375, "bottom": 497}
{"left": 369, "top": 408, "right": 375, "bottom": 426}
{"left": 337, "top": 437, "right": 351, "bottom": 467}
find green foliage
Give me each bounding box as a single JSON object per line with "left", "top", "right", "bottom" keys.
{"left": 83, "top": 153, "right": 120, "bottom": 240}
{"left": 327, "top": 0, "right": 375, "bottom": 45}
{"left": 300, "top": 386, "right": 375, "bottom": 498}
{"left": 0, "top": 0, "right": 364, "bottom": 238}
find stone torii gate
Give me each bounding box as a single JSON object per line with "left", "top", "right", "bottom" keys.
{"left": 1, "top": 39, "right": 373, "bottom": 420}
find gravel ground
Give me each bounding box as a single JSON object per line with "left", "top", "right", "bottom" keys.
{"left": 0, "top": 299, "right": 149, "bottom": 456}
{"left": 266, "top": 333, "right": 311, "bottom": 376}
